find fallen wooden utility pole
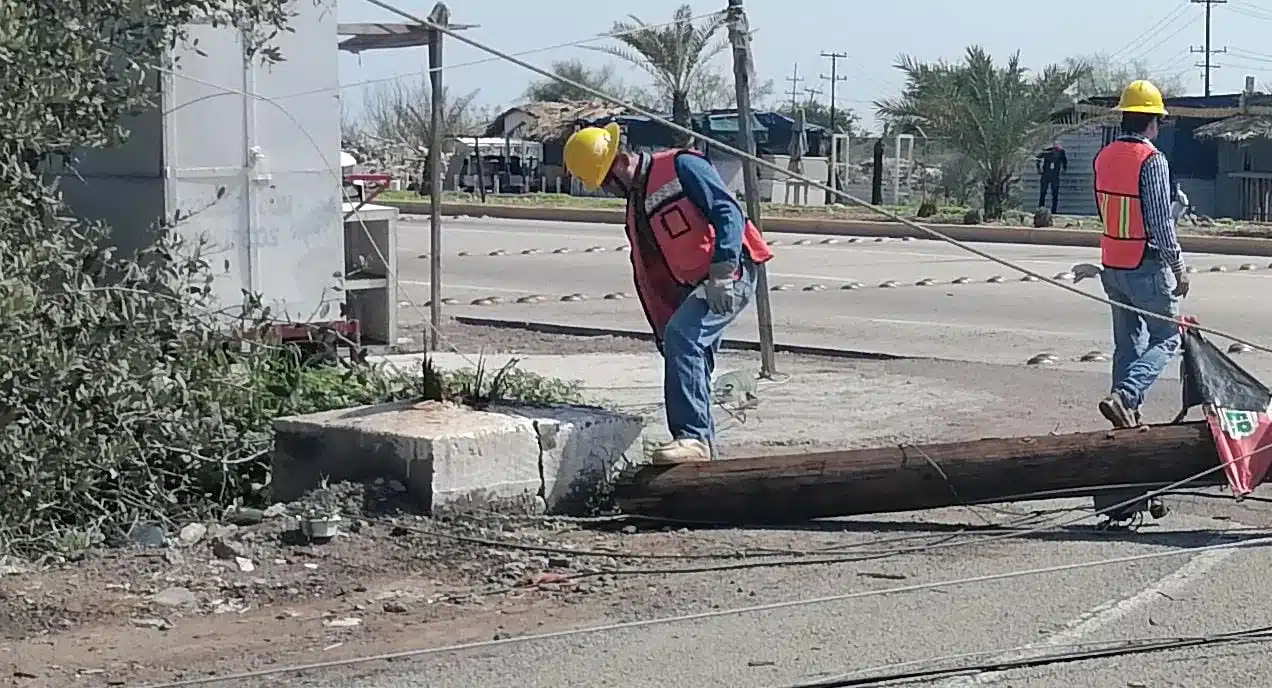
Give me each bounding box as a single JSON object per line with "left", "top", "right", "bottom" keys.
{"left": 613, "top": 422, "right": 1226, "bottom": 523}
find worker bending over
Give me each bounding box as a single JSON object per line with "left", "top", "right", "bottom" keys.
{"left": 562, "top": 124, "right": 773, "bottom": 464}
{"left": 1092, "top": 80, "right": 1189, "bottom": 429}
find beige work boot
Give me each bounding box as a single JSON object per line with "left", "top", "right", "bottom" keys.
{"left": 649, "top": 439, "right": 712, "bottom": 465}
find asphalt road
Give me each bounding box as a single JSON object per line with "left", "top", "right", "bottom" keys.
{"left": 391, "top": 215, "right": 1272, "bottom": 380}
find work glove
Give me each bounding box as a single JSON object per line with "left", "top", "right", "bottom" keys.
{"left": 703, "top": 262, "right": 738, "bottom": 315}
{"left": 1173, "top": 270, "right": 1190, "bottom": 298}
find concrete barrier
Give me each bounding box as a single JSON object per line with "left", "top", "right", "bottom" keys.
{"left": 381, "top": 200, "right": 1272, "bottom": 257}
{"left": 271, "top": 399, "right": 643, "bottom": 516}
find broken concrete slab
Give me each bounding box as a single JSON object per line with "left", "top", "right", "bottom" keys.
{"left": 271, "top": 400, "right": 643, "bottom": 516}
{"left": 489, "top": 404, "right": 644, "bottom": 514}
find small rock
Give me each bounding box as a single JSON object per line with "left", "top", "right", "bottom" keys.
{"left": 130, "top": 617, "right": 171, "bottom": 630}
{"left": 383, "top": 601, "right": 409, "bottom": 614}
{"left": 323, "top": 617, "right": 362, "bottom": 628}
{"left": 151, "top": 587, "right": 197, "bottom": 608}
{"left": 130, "top": 524, "right": 167, "bottom": 549}
{"left": 206, "top": 523, "right": 239, "bottom": 540}
{"left": 262, "top": 503, "right": 289, "bottom": 518}
{"left": 234, "top": 556, "right": 256, "bottom": 573}
{"left": 225, "top": 507, "right": 265, "bottom": 526}
{"left": 547, "top": 556, "right": 571, "bottom": 569}
{"left": 210, "top": 537, "right": 246, "bottom": 561}
{"left": 177, "top": 523, "right": 207, "bottom": 546}
{"left": 621, "top": 525, "right": 637, "bottom": 535}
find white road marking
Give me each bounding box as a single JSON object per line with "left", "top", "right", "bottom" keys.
{"left": 934, "top": 517, "right": 1245, "bottom": 686}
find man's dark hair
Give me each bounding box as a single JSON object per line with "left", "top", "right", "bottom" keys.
{"left": 1121, "top": 112, "right": 1160, "bottom": 135}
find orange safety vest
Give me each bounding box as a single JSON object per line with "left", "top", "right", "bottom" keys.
{"left": 1093, "top": 139, "right": 1157, "bottom": 270}
{"left": 623, "top": 149, "right": 774, "bottom": 339}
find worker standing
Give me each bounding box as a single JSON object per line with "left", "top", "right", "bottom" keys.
{"left": 1092, "top": 80, "right": 1189, "bottom": 430}
{"left": 1035, "top": 140, "right": 1068, "bottom": 213}
{"left": 561, "top": 123, "right": 773, "bottom": 464}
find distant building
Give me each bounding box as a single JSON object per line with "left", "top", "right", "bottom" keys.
{"left": 484, "top": 101, "right": 830, "bottom": 201}
{"left": 482, "top": 101, "right": 628, "bottom": 190}
{"left": 1045, "top": 89, "right": 1272, "bottom": 221}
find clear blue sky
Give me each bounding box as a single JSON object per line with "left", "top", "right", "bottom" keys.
{"left": 338, "top": 0, "right": 1272, "bottom": 129}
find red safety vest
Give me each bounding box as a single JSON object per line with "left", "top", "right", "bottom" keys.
{"left": 624, "top": 150, "right": 774, "bottom": 339}
{"left": 1093, "top": 140, "right": 1157, "bottom": 270}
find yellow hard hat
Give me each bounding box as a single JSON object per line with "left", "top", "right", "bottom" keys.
{"left": 563, "top": 122, "right": 622, "bottom": 190}
{"left": 1114, "top": 80, "right": 1168, "bottom": 116}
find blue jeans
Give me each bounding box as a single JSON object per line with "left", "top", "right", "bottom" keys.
{"left": 663, "top": 260, "right": 758, "bottom": 447}
{"left": 1099, "top": 257, "right": 1181, "bottom": 410}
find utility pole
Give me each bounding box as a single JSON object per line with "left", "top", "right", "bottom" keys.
{"left": 802, "top": 86, "right": 823, "bottom": 105}
{"left": 820, "top": 51, "right": 847, "bottom": 203}
{"left": 425, "top": 3, "right": 448, "bottom": 351}
{"left": 726, "top": 0, "right": 777, "bottom": 378}
{"left": 1191, "top": 0, "right": 1227, "bottom": 97}
{"left": 784, "top": 63, "right": 803, "bottom": 109}
{"left": 819, "top": 51, "right": 848, "bottom": 134}
{"left": 615, "top": 421, "right": 1221, "bottom": 523}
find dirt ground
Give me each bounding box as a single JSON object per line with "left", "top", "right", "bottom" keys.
{"left": 421, "top": 317, "right": 656, "bottom": 355}
{"left": 1, "top": 477, "right": 933, "bottom": 687}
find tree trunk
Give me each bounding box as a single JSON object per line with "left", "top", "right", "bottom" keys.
{"left": 871, "top": 138, "right": 885, "bottom": 205}
{"left": 671, "top": 90, "right": 692, "bottom": 147}
{"left": 982, "top": 176, "right": 1011, "bottom": 220}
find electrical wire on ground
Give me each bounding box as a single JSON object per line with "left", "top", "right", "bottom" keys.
{"left": 362, "top": 0, "right": 1272, "bottom": 357}
{"left": 784, "top": 623, "right": 1272, "bottom": 687}
{"left": 135, "top": 535, "right": 1272, "bottom": 688}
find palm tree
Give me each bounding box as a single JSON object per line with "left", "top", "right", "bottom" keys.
{"left": 875, "top": 47, "right": 1088, "bottom": 219}
{"left": 588, "top": 5, "right": 729, "bottom": 144}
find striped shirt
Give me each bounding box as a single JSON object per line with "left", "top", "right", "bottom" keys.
{"left": 1117, "top": 134, "right": 1184, "bottom": 274}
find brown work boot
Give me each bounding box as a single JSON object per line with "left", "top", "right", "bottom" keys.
{"left": 650, "top": 439, "right": 711, "bottom": 465}
{"left": 1098, "top": 394, "right": 1136, "bottom": 429}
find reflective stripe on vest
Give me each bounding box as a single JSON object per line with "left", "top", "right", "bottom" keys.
{"left": 626, "top": 149, "right": 774, "bottom": 288}
{"left": 1093, "top": 140, "right": 1157, "bottom": 270}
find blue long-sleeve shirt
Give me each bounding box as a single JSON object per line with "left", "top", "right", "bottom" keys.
{"left": 673, "top": 153, "right": 747, "bottom": 267}
{"left": 1118, "top": 134, "right": 1185, "bottom": 274}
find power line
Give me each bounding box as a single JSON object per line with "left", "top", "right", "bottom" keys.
{"left": 1124, "top": 14, "right": 1200, "bottom": 65}
{"left": 1108, "top": 5, "right": 1189, "bottom": 61}
{"left": 139, "top": 536, "right": 1272, "bottom": 687}
{"left": 802, "top": 85, "right": 823, "bottom": 104}
{"left": 1191, "top": 0, "right": 1228, "bottom": 96}
{"left": 368, "top": 0, "right": 1272, "bottom": 355}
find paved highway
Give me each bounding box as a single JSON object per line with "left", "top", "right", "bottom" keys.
{"left": 393, "top": 215, "right": 1272, "bottom": 378}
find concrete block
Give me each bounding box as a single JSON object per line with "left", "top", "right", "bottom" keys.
{"left": 272, "top": 400, "right": 542, "bottom": 513}
{"left": 272, "top": 400, "right": 644, "bottom": 516}
{"left": 490, "top": 404, "right": 645, "bottom": 514}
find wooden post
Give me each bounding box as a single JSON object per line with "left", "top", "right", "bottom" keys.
{"left": 726, "top": 0, "right": 778, "bottom": 379}
{"left": 613, "top": 422, "right": 1225, "bottom": 523}
{"left": 426, "top": 3, "right": 448, "bottom": 351}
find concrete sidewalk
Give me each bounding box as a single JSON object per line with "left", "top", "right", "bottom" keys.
{"left": 377, "top": 349, "right": 1183, "bottom": 456}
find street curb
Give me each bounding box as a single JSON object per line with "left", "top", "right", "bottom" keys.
{"left": 382, "top": 200, "right": 1272, "bottom": 257}
{"left": 452, "top": 316, "right": 911, "bottom": 361}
